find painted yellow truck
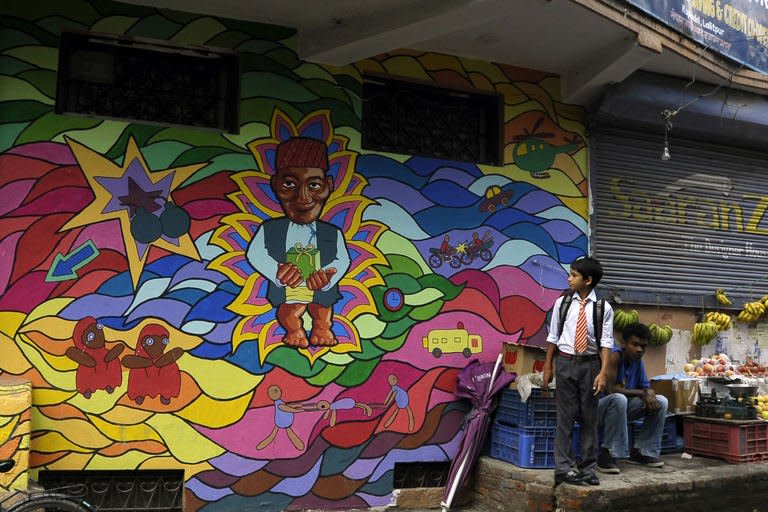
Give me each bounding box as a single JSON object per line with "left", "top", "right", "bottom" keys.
{"left": 422, "top": 322, "right": 483, "bottom": 358}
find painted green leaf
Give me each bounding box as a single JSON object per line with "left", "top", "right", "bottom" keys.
{"left": 371, "top": 332, "right": 409, "bottom": 353}
{"left": 15, "top": 112, "right": 99, "bottom": 145}
{"left": 91, "top": 15, "right": 140, "bottom": 35}
{"left": 409, "top": 300, "right": 443, "bottom": 321}
{"left": 241, "top": 72, "right": 317, "bottom": 102}
{"left": 18, "top": 69, "right": 56, "bottom": 98}
{"left": 264, "top": 346, "right": 325, "bottom": 378}
{"left": 171, "top": 146, "right": 241, "bottom": 168}
{"left": 306, "top": 363, "right": 345, "bottom": 386}
{"left": 170, "top": 17, "right": 227, "bottom": 46}
{"left": 382, "top": 254, "right": 424, "bottom": 278}
{"left": 126, "top": 14, "right": 182, "bottom": 39}
{"left": 0, "top": 100, "right": 51, "bottom": 122}
{"left": 335, "top": 357, "right": 379, "bottom": 387}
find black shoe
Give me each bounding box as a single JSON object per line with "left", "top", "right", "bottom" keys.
{"left": 579, "top": 470, "right": 600, "bottom": 486}
{"left": 597, "top": 448, "right": 620, "bottom": 474}
{"left": 554, "top": 470, "right": 586, "bottom": 486}
{"left": 627, "top": 448, "right": 664, "bottom": 467}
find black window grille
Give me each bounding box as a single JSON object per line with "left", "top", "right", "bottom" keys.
{"left": 362, "top": 75, "right": 502, "bottom": 165}
{"left": 393, "top": 461, "right": 451, "bottom": 488}
{"left": 56, "top": 32, "right": 240, "bottom": 133}
{"left": 38, "top": 469, "right": 184, "bottom": 511}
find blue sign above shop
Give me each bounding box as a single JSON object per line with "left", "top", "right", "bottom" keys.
{"left": 627, "top": 0, "right": 768, "bottom": 74}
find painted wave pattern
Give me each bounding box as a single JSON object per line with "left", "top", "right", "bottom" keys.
{"left": 0, "top": 1, "right": 589, "bottom": 510}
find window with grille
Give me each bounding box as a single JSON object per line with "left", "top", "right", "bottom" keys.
{"left": 56, "top": 32, "right": 240, "bottom": 133}
{"left": 362, "top": 75, "right": 502, "bottom": 165}
{"left": 39, "top": 469, "right": 184, "bottom": 511}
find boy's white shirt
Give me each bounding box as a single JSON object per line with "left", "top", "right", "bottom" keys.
{"left": 546, "top": 289, "right": 614, "bottom": 355}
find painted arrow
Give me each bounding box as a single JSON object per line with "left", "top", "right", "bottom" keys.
{"left": 46, "top": 240, "right": 99, "bottom": 282}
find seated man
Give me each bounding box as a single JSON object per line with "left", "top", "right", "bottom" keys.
{"left": 597, "top": 322, "right": 668, "bottom": 474}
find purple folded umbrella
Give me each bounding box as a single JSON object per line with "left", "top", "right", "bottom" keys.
{"left": 442, "top": 354, "right": 514, "bottom": 511}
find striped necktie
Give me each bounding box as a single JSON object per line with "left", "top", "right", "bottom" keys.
{"left": 574, "top": 298, "right": 588, "bottom": 353}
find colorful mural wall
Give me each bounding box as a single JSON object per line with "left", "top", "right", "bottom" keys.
{"left": 0, "top": 0, "right": 588, "bottom": 508}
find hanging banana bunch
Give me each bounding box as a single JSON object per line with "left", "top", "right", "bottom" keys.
{"left": 613, "top": 309, "right": 640, "bottom": 330}
{"left": 648, "top": 323, "right": 673, "bottom": 345}
{"left": 692, "top": 321, "right": 719, "bottom": 346}
{"left": 705, "top": 311, "right": 732, "bottom": 331}
{"left": 738, "top": 301, "right": 766, "bottom": 323}
{"left": 714, "top": 289, "right": 732, "bottom": 305}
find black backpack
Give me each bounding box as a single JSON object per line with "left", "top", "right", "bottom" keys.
{"left": 555, "top": 291, "right": 606, "bottom": 344}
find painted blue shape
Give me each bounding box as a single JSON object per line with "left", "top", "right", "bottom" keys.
{"left": 420, "top": 180, "right": 481, "bottom": 207}
{"left": 185, "top": 290, "right": 238, "bottom": 322}
{"left": 96, "top": 272, "right": 135, "bottom": 297}
{"left": 191, "top": 341, "right": 232, "bottom": 359}
{"left": 486, "top": 209, "right": 546, "bottom": 230}
{"left": 356, "top": 155, "right": 427, "bottom": 188}
{"left": 165, "top": 288, "right": 209, "bottom": 305}
{"left": 405, "top": 157, "right": 483, "bottom": 177}
{"left": 46, "top": 240, "right": 99, "bottom": 281}
{"left": 144, "top": 255, "right": 190, "bottom": 276}
{"left": 500, "top": 222, "right": 558, "bottom": 258}
{"left": 224, "top": 340, "right": 274, "bottom": 374}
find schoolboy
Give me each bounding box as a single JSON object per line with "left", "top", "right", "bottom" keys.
{"left": 596, "top": 322, "right": 668, "bottom": 474}
{"left": 543, "top": 257, "right": 614, "bottom": 486}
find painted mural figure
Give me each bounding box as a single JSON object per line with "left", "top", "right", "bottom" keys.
{"left": 246, "top": 137, "right": 350, "bottom": 348}
{"left": 383, "top": 374, "right": 415, "bottom": 432}
{"left": 122, "top": 324, "right": 183, "bottom": 405}
{"left": 312, "top": 398, "right": 372, "bottom": 427}
{"left": 66, "top": 317, "right": 124, "bottom": 398}
{"left": 257, "top": 385, "right": 306, "bottom": 450}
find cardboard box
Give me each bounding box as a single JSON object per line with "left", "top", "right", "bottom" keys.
{"left": 650, "top": 378, "right": 699, "bottom": 414}
{"left": 502, "top": 343, "right": 547, "bottom": 387}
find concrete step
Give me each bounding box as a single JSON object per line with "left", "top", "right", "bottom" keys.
{"left": 472, "top": 453, "right": 768, "bottom": 512}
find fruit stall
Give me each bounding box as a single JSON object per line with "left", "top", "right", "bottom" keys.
{"left": 485, "top": 289, "right": 768, "bottom": 469}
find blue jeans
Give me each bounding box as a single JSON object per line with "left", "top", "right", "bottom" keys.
{"left": 597, "top": 393, "right": 669, "bottom": 458}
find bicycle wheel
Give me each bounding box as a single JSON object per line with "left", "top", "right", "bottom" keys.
{"left": 7, "top": 494, "right": 93, "bottom": 512}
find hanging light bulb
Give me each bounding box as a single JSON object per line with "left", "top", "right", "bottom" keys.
{"left": 660, "top": 109, "right": 674, "bottom": 161}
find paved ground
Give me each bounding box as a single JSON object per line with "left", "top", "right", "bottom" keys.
{"left": 391, "top": 452, "right": 768, "bottom": 512}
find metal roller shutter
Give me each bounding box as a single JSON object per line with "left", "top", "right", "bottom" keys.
{"left": 592, "top": 127, "right": 768, "bottom": 309}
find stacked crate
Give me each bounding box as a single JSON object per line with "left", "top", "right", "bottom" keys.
{"left": 684, "top": 416, "right": 768, "bottom": 463}
{"left": 488, "top": 388, "right": 560, "bottom": 468}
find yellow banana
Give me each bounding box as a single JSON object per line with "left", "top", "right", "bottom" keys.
{"left": 715, "top": 289, "right": 732, "bottom": 305}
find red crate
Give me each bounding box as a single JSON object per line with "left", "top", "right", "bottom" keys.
{"left": 683, "top": 416, "right": 768, "bottom": 463}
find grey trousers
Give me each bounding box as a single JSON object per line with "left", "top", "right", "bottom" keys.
{"left": 554, "top": 354, "right": 601, "bottom": 475}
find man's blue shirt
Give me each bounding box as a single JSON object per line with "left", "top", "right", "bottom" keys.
{"left": 612, "top": 346, "right": 649, "bottom": 390}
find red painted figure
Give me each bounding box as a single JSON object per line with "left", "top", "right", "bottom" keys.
{"left": 66, "top": 317, "right": 124, "bottom": 399}
{"left": 122, "top": 324, "right": 183, "bottom": 405}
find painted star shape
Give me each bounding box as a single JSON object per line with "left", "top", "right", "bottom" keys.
{"left": 62, "top": 136, "right": 207, "bottom": 288}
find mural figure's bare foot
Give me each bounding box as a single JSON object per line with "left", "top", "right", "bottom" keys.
{"left": 309, "top": 328, "right": 337, "bottom": 346}
{"left": 277, "top": 303, "right": 309, "bottom": 348}
{"left": 283, "top": 329, "right": 309, "bottom": 348}
{"left": 308, "top": 303, "right": 337, "bottom": 346}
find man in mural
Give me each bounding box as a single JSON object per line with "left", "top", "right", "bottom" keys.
{"left": 246, "top": 137, "right": 350, "bottom": 349}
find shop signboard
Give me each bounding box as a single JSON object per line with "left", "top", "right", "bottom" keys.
{"left": 626, "top": 0, "right": 768, "bottom": 75}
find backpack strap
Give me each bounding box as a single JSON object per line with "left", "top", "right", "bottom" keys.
{"left": 556, "top": 291, "right": 574, "bottom": 340}
{"left": 593, "top": 298, "right": 605, "bottom": 346}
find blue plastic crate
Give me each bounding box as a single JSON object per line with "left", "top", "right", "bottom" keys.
{"left": 631, "top": 414, "right": 679, "bottom": 454}
{"left": 489, "top": 422, "right": 556, "bottom": 468}
{"left": 494, "top": 388, "right": 557, "bottom": 427}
